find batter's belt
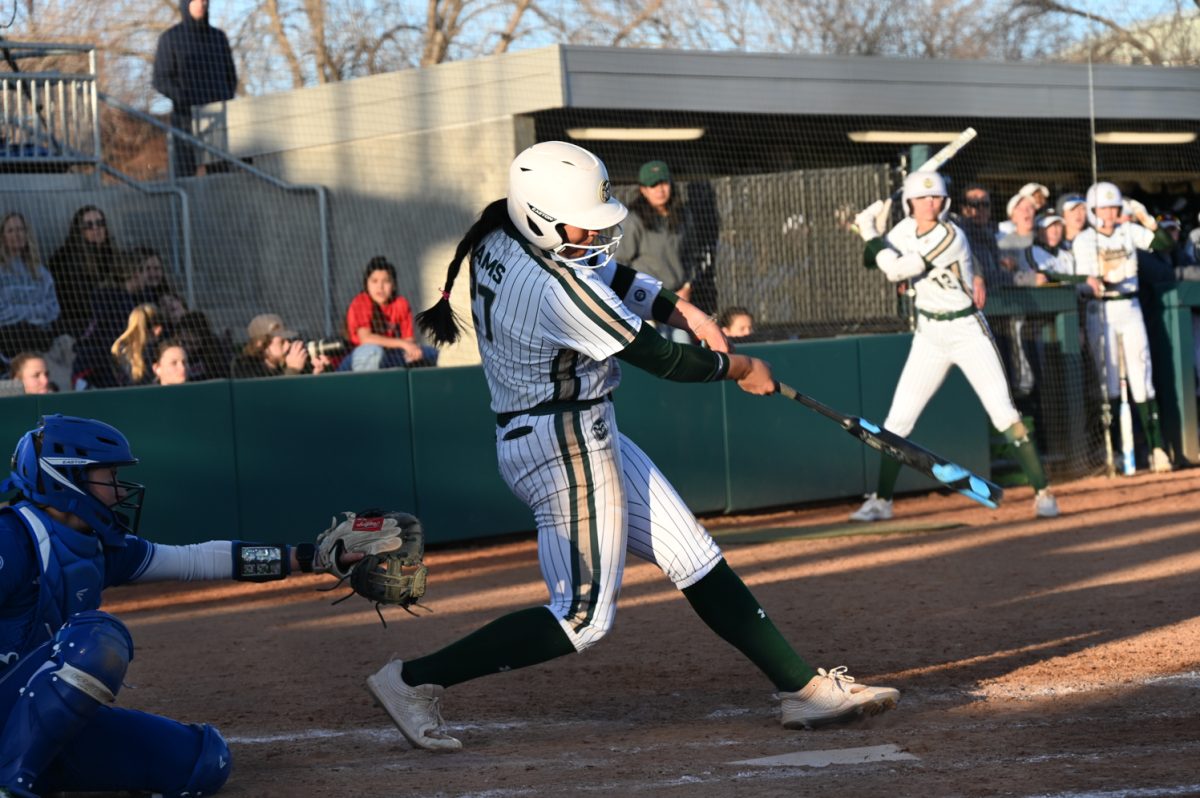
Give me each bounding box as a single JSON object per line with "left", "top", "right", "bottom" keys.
{"left": 1099, "top": 292, "right": 1136, "bottom": 302}
{"left": 497, "top": 395, "right": 611, "bottom": 427}
{"left": 917, "top": 306, "right": 977, "bottom": 321}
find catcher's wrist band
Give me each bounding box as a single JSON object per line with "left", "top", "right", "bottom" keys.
{"left": 233, "top": 543, "right": 289, "bottom": 582}
{"left": 294, "top": 542, "right": 316, "bottom": 573}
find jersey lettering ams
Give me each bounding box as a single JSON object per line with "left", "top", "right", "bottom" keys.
{"left": 470, "top": 227, "right": 642, "bottom": 414}
{"left": 886, "top": 219, "right": 975, "bottom": 314}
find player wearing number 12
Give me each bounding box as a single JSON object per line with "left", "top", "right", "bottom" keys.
{"left": 362, "top": 141, "right": 899, "bottom": 752}
{"left": 850, "top": 172, "right": 1060, "bottom": 522}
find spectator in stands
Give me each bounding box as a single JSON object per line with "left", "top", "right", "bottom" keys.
{"left": 110, "top": 304, "right": 165, "bottom": 387}
{"left": 75, "top": 248, "right": 171, "bottom": 388}
{"left": 151, "top": 340, "right": 189, "bottom": 386}
{"left": 230, "top": 313, "right": 328, "bottom": 378}
{"left": 718, "top": 307, "right": 755, "bottom": 340}
{"left": 997, "top": 191, "right": 1043, "bottom": 286}
{"left": 0, "top": 212, "right": 59, "bottom": 361}
{"left": 621, "top": 160, "right": 696, "bottom": 343}
{"left": 341, "top": 256, "right": 433, "bottom": 371}
{"left": 153, "top": 0, "right": 238, "bottom": 177}
{"left": 175, "top": 309, "right": 232, "bottom": 380}
{"left": 47, "top": 205, "right": 119, "bottom": 337}
{"left": 1057, "top": 193, "right": 1088, "bottom": 250}
{"left": 1139, "top": 214, "right": 1199, "bottom": 284}
{"left": 156, "top": 291, "right": 189, "bottom": 333}
{"left": 956, "top": 184, "right": 1004, "bottom": 288}
{"left": 997, "top": 183, "right": 1050, "bottom": 239}
{"left": 1187, "top": 211, "right": 1200, "bottom": 263}
{"left": 8, "top": 352, "right": 52, "bottom": 395}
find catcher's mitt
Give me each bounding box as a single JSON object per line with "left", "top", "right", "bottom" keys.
{"left": 316, "top": 509, "right": 429, "bottom": 625}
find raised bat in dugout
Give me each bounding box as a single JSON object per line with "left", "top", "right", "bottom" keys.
{"left": 775, "top": 381, "right": 1004, "bottom": 509}
{"left": 851, "top": 127, "right": 978, "bottom": 233}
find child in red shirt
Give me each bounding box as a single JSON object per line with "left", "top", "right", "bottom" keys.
{"left": 342, "top": 257, "right": 435, "bottom": 370}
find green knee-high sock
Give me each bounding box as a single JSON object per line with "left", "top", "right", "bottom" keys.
{"left": 1005, "top": 423, "right": 1048, "bottom": 491}
{"left": 876, "top": 456, "right": 902, "bottom": 501}
{"left": 403, "top": 607, "right": 576, "bottom": 688}
{"left": 682, "top": 559, "right": 816, "bottom": 692}
{"left": 1136, "top": 400, "right": 1163, "bottom": 450}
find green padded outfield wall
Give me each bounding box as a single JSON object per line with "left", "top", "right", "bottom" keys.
{"left": 230, "top": 369, "right": 418, "bottom": 542}
{"left": 37, "top": 381, "right": 240, "bottom": 544}
{"left": 725, "top": 339, "right": 866, "bottom": 509}
{"left": 407, "top": 365, "right": 531, "bottom": 543}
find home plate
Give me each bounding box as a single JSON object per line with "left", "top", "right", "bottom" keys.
{"left": 731, "top": 744, "right": 918, "bottom": 768}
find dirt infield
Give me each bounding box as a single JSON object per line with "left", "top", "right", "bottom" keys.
{"left": 105, "top": 470, "right": 1200, "bottom": 798}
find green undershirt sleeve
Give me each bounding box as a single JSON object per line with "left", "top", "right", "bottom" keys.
{"left": 1149, "top": 228, "right": 1175, "bottom": 252}
{"left": 617, "top": 323, "right": 729, "bottom": 382}
{"left": 863, "top": 237, "right": 888, "bottom": 269}
{"left": 651, "top": 288, "right": 680, "bottom": 324}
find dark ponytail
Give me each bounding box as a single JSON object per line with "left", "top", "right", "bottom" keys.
{"left": 417, "top": 199, "right": 509, "bottom": 346}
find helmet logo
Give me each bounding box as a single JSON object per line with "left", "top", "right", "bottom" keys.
{"left": 1104, "top": 189, "right": 1115, "bottom": 200}
{"left": 528, "top": 203, "right": 555, "bottom": 223}
{"left": 598, "top": 179, "right": 611, "bottom": 203}
{"left": 923, "top": 177, "right": 934, "bottom": 189}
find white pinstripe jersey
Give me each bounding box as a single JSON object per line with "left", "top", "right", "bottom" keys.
{"left": 469, "top": 225, "right": 644, "bottom": 414}
{"left": 1071, "top": 223, "right": 1156, "bottom": 294}
{"left": 885, "top": 218, "right": 975, "bottom": 314}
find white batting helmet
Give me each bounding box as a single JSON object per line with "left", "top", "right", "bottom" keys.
{"left": 1086, "top": 181, "right": 1123, "bottom": 209}
{"left": 507, "top": 141, "right": 627, "bottom": 267}
{"left": 901, "top": 171, "right": 951, "bottom": 218}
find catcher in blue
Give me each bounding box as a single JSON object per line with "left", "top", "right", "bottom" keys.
{"left": 0, "top": 414, "right": 352, "bottom": 797}
{"left": 364, "top": 140, "right": 899, "bottom": 752}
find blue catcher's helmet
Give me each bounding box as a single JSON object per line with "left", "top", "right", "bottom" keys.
{"left": 2, "top": 415, "right": 145, "bottom": 546}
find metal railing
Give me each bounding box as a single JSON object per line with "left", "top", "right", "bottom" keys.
{"left": 97, "top": 92, "right": 334, "bottom": 336}
{"left": 0, "top": 41, "right": 99, "bottom": 165}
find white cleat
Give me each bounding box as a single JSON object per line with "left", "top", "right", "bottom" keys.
{"left": 849, "top": 493, "right": 893, "bottom": 522}
{"left": 779, "top": 666, "right": 900, "bottom": 729}
{"left": 367, "top": 660, "right": 462, "bottom": 751}
{"left": 1150, "top": 447, "right": 1173, "bottom": 474}
{"left": 1034, "top": 488, "right": 1060, "bottom": 518}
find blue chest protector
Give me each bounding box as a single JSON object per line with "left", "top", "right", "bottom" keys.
{"left": 1, "top": 502, "right": 106, "bottom": 657}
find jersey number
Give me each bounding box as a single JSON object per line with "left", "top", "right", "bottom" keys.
{"left": 927, "top": 268, "right": 962, "bottom": 292}
{"left": 473, "top": 284, "right": 496, "bottom": 342}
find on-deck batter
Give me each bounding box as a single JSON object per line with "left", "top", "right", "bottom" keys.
{"left": 849, "top": 172, "right": 1060, "bottom": 522}
{"left": 1071, "top": 181, "right": 1175, "bottom": 474}
{"left": 364, "top": 141, "right": 899, "bottom": 751}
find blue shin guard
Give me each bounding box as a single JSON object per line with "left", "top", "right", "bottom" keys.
{"left": 0, "top": 612, "right": 133, "bottom": 795}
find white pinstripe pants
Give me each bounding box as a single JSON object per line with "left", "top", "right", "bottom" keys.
{"left": 884, "top": 313, "right": 1022, "bottom": 438}
{"left": 496, "top": 399, "right": 723, "bottom": 652}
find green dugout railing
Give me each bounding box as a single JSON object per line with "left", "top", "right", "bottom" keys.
{"left": 1145, "top": 281, "right": 1200, "bottom": 466}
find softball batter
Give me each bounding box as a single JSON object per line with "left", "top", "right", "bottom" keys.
{"left": 1071, "top": 182, "right": 1175, "bottom": 473}
{"left": 365, "top": 141, "right": 898, "bottom": 751}
{"left": 849, "top": 172, "right": 1059, "bottom": 522}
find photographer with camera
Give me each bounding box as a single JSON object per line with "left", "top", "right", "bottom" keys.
{"left": 340, "top": 256, "right": 436, "bottom": 371}
{"left": 230, "top": 312, "right": 330, "bottom": 379}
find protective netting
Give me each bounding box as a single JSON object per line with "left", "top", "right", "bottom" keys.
{"left": 3, "top": 44, "right": 1199, "bottom": 481}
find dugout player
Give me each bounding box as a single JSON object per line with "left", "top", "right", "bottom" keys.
{"left": 1072, "top": 182, "right": 1176, "bottom": 473}
{"left": 364, "top": 141, "right": 899, "bottom": 751}
{"left": 0, "top": 414, "right": 349, "bottom": 797}
{"left": 849, "top": 172, "right": 1060, "bottom": 522}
